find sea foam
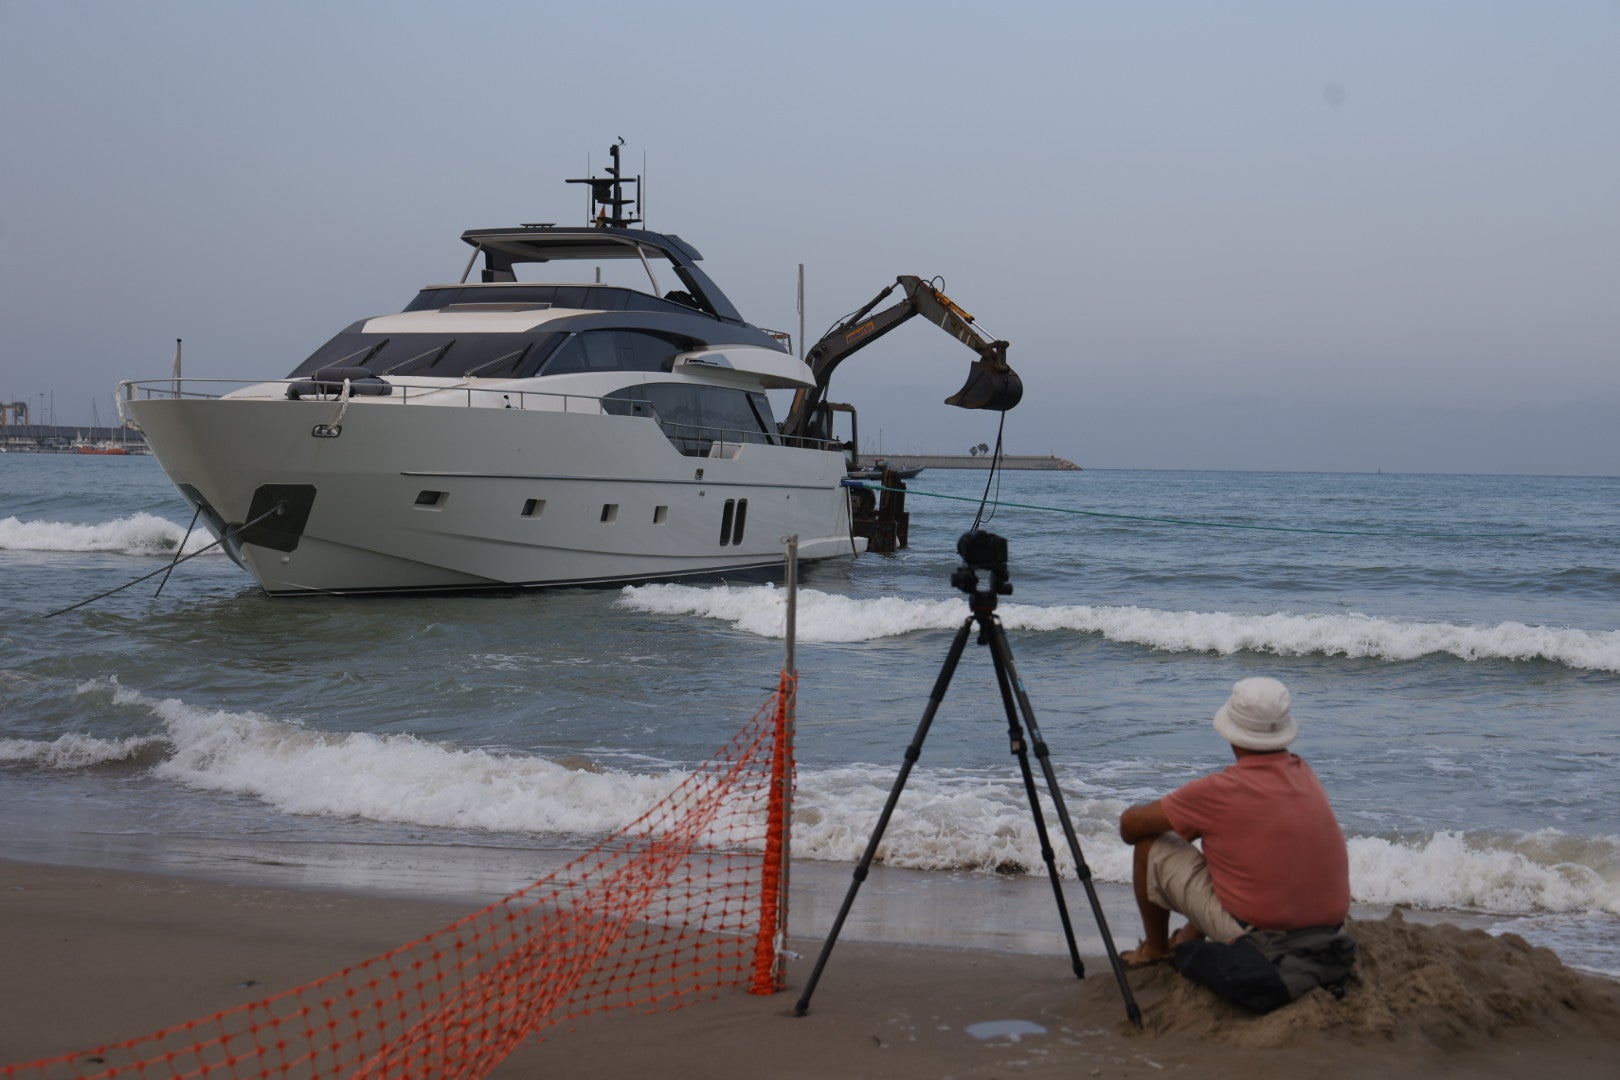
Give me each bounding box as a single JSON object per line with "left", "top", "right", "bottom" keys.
{"left": 112, "top": 684, "right": 686, "bottom": 836}
{"left": 617, "top": 584, "right": 1620, "bottom": 672}
{"left": 787, "top": 764, "right": 1618, "bottom": 916}
{"left": 0, "top": 513, "right": 218, "bottom": 556}
{"left": 0, "top": 731, "right": 162, "bottom": 769}
{"left": 1346, "top": 830, "right": 1618, "bottom": 916}
{"left": 22, "top": 682, "right": 1616, "bottom": 919}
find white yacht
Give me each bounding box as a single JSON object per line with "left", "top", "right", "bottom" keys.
{"left": 122, "top": 145, "right": 1020, "bottom": 596}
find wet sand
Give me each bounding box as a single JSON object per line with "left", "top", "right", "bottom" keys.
{"left": 3, "top": 858, "right": 1618, "bottom": 1078}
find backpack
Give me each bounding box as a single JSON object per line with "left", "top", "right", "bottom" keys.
{"left": 1171, "top": 925, "right": 1357, "bottom": 1014}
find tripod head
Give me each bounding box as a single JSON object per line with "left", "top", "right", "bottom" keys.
{"left": 950, "top": 529, "right": 1013, "bottom": 602}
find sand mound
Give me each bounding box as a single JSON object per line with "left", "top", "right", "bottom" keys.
{"left": 1115, "top": 909, "right": 1620, "bottom": 1050}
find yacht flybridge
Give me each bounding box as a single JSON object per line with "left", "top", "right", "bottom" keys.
{"left": 121, "top": 144, "right": 1021, "bottom": 596}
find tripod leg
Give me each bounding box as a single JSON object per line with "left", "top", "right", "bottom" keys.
{"left": 792, "top": 615, "right": 975, "bottom": 1017}
{"left": 984, "top": 619, "right": 1086, "bottom": 979}
{"left": 984, "top": 616, "right": 1143, "bottom": 1028}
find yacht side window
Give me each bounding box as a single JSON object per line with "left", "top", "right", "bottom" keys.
{"left": 601, "top": 384, "right": 777, "bottom": 457}
{"left": 540, "top": 332, "right": 611, "bottom": 374}
{"left": 537, "top": 334, "right": 588, "bottom": 375}
{"left": 623, "top": 331, "right": 683, "bottom": 372}
{"left": 541, "top": 331, "right": 683, "bottom": 376}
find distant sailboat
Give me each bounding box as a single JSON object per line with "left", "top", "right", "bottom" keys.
{"left": 73, "top": 399, "right": 130, "bottom": 455}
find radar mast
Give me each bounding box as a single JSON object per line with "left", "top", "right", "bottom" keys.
{"left": 567, "top": 139, "right": 641, "bottom": 228}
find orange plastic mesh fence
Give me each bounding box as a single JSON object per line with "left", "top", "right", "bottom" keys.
{"left": 749, "top": 670, "right": 795, "bottom": 995}
{"left": 6, "top": 680, "right": 796, "bottom": 1080}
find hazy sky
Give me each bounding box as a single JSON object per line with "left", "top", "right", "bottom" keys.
{"left": 2, "top": 1, "right": 1616, "bottom": 474}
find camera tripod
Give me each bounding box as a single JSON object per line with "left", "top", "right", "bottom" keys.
{"left": 793, "top": 534, "right": 1141, "bottom": 1027}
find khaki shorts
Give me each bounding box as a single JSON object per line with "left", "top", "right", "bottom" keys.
{"left": 1145, "top": 833, "right": 1246, "bottom": 943}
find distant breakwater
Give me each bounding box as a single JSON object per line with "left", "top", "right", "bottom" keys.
{"left": 863, "top": 453, "right": 1079, "bottom": 471}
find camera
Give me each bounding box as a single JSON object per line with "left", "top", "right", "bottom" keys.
{"left": 952, "top": 529, "right": 1013, "bottom": 596}
{"left": 956, "top": 528, "right": 1007, "bottom": 570}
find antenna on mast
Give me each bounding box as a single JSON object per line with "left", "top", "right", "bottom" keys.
{"left": 567, "top": 138, "right": 642, "bottom": 228}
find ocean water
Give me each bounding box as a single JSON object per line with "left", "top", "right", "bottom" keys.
{"left": 1, "top": 453, "right": 1616, "bottom": 975}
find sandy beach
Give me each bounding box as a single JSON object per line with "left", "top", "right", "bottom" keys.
{"left": 4, "top": 858, "right": 1618, "bottom": 1079}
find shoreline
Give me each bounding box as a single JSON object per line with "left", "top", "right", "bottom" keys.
{"left": 9, "top": 854, "right": 1620, "bottom": 1080}
{"left": 5, "top": 857, "right": 1620, "bottom": 1078}
{"left": 0, "top": 834, "right": 1524, "bottom": 962}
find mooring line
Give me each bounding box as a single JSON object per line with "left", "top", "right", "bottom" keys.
{"left": 41, "top": 502, "right": 287, "bottom": 619}
{"left": 153, "top": 504, "right": 203, "bottom": 599}
{"left": 852, "top": 483, "right": 1542, "bottom": 540}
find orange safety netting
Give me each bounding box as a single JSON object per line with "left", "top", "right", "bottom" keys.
{"left": 6, "top": 674, "right": 796, "bottom": 1080}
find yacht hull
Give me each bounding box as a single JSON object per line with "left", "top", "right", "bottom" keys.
{"left": 127, "top": 396, "right": 860, "bottom": 596}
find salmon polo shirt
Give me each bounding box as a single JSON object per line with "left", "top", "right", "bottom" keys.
{"left": 1160, "top": 752, "right": 1351, "bottom": 931}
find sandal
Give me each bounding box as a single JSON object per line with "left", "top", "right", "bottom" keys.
{"left": 1120, "top": 942, "right": 1171, "bottom": 969}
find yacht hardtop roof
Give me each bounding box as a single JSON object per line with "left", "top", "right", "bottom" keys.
{"left": 459, "top": 225, "right": 704, "bottom": 265}
{"left": 459, "top": 225, "right": 743, "bottom": 324}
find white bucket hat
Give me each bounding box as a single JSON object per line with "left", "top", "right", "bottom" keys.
{"left": 1212, "top": 677, "right": 1297, "bottom": 751}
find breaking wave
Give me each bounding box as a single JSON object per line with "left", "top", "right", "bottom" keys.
{"left": 617, "top": 584, "right": 1620, "bottom": 672}
{"left": 9, "top": 681, "right": 1614, "bottom": 919}
{"left": 0, "top": 513, "right": 219, "bottom": 556}
{"left": 0, "top": 731, "right": 164, "bottom": 769}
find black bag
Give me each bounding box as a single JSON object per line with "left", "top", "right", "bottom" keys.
{"left": 1171, "top": 925, "right": 1357, "bottom": 1014}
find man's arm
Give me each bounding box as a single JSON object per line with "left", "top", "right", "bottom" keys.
{"left": 1119, "top": 799, "right": 1199, "bottom": 844}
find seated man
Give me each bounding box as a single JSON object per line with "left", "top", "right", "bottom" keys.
{"left": 1117, "top": 677, "right": 1350, "bottom": 966}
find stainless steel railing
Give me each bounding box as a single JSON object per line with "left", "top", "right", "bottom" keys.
{"left": 118, "top": 379, "right": 844, "bottom": 457}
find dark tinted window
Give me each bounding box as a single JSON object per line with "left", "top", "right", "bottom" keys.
{"left": 542, "top": 331, "right": 683, "bottom": 376}
{"left": 287, "top": 332, "right": 564, "bottom": 379}
{"left": 603, "top": 383, "right": 778, "bottom": 456}
{"left": 746, "top": 391, "right": 777, "bottom": 432}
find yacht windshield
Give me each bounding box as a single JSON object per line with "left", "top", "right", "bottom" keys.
{"left": 286, "top": 332, "right": 565, "bottom": 379}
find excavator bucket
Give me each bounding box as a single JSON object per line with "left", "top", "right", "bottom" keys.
{"left": 945, "top": 360, "right": 1024, "bottom": 412}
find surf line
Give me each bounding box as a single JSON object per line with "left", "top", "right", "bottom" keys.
{"left": 850, "top": 484, "right": 1543, "bottom": 540}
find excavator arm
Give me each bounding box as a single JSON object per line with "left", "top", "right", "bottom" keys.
{"left": 780, "top": 275, "right": 1023, "bottom": 443}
